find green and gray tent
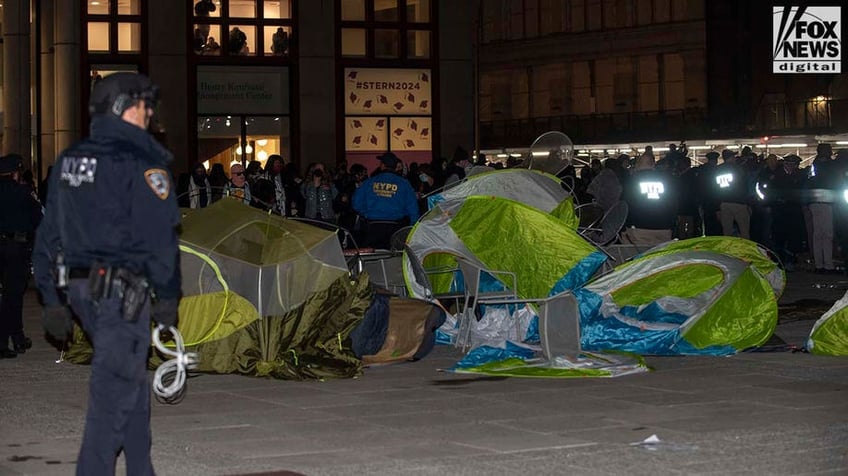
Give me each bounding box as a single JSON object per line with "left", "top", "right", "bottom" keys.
{"left": 807, "top": 289, "right": 848, "bottom": 356}
{"left": 426, "top": 168, "right": 578, "bottom": 228}
{"left": 403, "top": 196, "right": 605, "bottom": 303}
{"left": 577, "top": 248, "right": 778, "bottom": 355}
{"left": 635, "top": 236, "right": 786, "bottom": 298}
{"left": 67, "top": 198, "right": 372, "bottom": 380}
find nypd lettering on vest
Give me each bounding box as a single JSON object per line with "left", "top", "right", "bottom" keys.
{"left": 60, "top": 157, "right": 98, "bottom": 187}
{"left": 716, "top": 173, "right": 734, "bottom": 189}
{"left": 372, "top": 182, "right": 398, "bottom": 198}
{"left": 639, "top": 181, "right": 665, "bottom": 200}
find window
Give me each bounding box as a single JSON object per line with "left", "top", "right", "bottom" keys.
{"left": 586, "top": 0, "right": 603, "bottom": 31}
{"left": 339, "top": 0, "right": 433, "bottom": 59}
{"left": 663, "top": 53, "right": 685, "bottom": 110}
{"left": 539, "top": 0, "right": 566, "bottom": 35}
{"left": 86, "top": 0, "right": 143, "bottom": 54}
{"left": 192, "top": 0, "right": 294, "bottom": 57}
{"left": 531, "top": 64, "right": 568, "bottom": 117}
{"left": 196, "top": 66, "right": 291, "bottom": 174}
{"left": 197, "top": 115, "right": 291, "bottom": 174}
{"left": 637, "top": 55, "right": 659, "bottom": 111}
{"left": 572, "top": 62, "right": 593, "bottom": 114}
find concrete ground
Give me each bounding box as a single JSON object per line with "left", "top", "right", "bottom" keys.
{"left": 1, "top": 270, "right": 847, "bottom": 476}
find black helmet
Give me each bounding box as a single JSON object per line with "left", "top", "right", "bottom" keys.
{"left": 89, "top": 72, "right": 159, "bottom": 117}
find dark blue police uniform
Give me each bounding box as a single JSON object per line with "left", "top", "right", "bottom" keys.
{"left": 0, "top": 154, "right": 42, "bottom": 358}
{"left": 623, "top": 169, "right": 678, "bottom": 230}
{"left": 32, "top": 73, "right": 179, "bottom": 476}
{"left": 352, "top": 153, "right": 419, "bottom": 249}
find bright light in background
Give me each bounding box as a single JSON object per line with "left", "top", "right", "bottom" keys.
{"left": 201, "top": 160, "right": 210, "bottom": 170}
{"left": 531, "top": 151, "right": 549, "bottom": 157}
{"left": 257, "top": 150, "right": 268, "bottom": 162}
{"left": 256, "top": 139, "right": 268, "bottom": 146}
{"left": 755, "top": 143, "right": 806, "bottom": 149}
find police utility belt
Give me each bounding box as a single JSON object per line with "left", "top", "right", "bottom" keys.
{"left": 59, "top": 262, "right": 150, "bottom": 323}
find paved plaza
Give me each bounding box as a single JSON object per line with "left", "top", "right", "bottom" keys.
{"left": 1, "top": 270, "right": 847, "bottom": 475}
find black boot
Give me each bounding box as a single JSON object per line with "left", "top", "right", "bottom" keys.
{"left": 12, "top": 335, "right": 32, "bottom": 354}
{"left": 0, "top": 347, "right": 17, "bottom": 359}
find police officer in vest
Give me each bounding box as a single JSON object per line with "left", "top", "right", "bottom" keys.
{"left": 352, "top": 152, "right": 419, "bottom": 249}
{"left": 0, "top": 154, "right": 42, "bottom": 358}
{"left": 32, "top": 72, "right": 180, "bottom": 475}
{"left": 621, "top": 154, "right": 678, "bottom": 246}
{"left": 715, "top": 149, "right": 752, "bottom": 239}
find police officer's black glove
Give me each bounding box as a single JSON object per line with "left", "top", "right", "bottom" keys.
{"left": 42, "top": 306, "right": 74, "bottom": 340}
{"left": 151, "top": 298, "right": 179, "bottom": 328}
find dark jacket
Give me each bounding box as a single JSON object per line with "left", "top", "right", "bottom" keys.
{"left": 32, "top": 115, "right": 180, "bottom": 306}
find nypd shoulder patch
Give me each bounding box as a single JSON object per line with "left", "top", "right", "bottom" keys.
{"left": 144, "top": 168, "right": 170, "bottom": 200}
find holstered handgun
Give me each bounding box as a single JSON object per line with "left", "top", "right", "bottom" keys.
{"left": 115, "top": 269, "right": 150, "bottom": 323}
{"left": 87, "top": 263, "right": 149, "bottom": 323}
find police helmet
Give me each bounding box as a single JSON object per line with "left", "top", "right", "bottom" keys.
{"left": 89, "top": 72, "right": 159, "bottom": 117}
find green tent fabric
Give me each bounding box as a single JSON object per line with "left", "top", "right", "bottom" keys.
{"left": 403, "top": 196, "right": 605, "bottom": 301}
{"left": 632, "top": 236, "right": 785, "bottom": 298}
{"left": 579, "top": 250, "right": 778, "bottom": 355}
{"left": 67, "top": 273, "right": 373, "bottom": 380}
{"left": 65, "top": 198, "right": 372, "bottom": 380}
{"left": 807, "top": 290, "right": 848, "bottom": 356}
{"left": 180, "top": 198, "right": 349, "bottom": 317}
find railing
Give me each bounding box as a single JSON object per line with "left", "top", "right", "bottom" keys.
{"left": 480, "top": 99, "right": 846, "bottom": 148}
{"left": 480, "top": 108, "right": 710, "bottom": 147}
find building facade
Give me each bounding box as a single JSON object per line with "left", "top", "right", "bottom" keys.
{"left": 476, "top": 0, "right": 846, "bottom": 153}
{"left": 0, "top": 0, "right": 475, "bottom": 183}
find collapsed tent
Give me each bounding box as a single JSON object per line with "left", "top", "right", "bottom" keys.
{"left": 634, "top": 236, "right": 786, "bottom": 298}
{"left": 807, "top": 290, "right": 848, "bottom": 356}
{"left": 403, "top": 196, "right": 606, "bottom": 302}
{"left": 577, "top": 249, "right": 778, "bottom": 355}
{"left": 426, "top": 169, "right": 578, "bottom": 227}
{"left": 65, "top": 199, "right": 370, "bottom": 379}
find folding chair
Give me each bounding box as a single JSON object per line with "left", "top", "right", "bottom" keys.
{"left": 453, "top": 257, "right": 521, "bottom": 350}
{"left": 579, "top": 201, "right": 629, "bottom": 265}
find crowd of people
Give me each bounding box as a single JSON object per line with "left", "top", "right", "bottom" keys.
{"left": 174, "top": 140, "right": 848, "bottom": 271}
{"left": 176, "top": 147, "right": 484, "bottom": 249}
{"left": 569, "top": 142, "right": 848, "bottom": 274}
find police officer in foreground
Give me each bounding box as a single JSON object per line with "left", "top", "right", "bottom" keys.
{"left": 352, "top": 152, "right": 419, "bottom": 249}
{"left": 0, "top": 154, "right": 42, "bottom": 358}
{"left": 32, "top": 72, "right": 180, "bottom": 475}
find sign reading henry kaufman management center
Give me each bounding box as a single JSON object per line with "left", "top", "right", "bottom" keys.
{"left": 773, "top": 6, "right": 841, "bottom": 73}
{"left": 197, "top": 66, "right": 290, "bottom": 114}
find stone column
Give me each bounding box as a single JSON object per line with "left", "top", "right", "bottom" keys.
{"left": 148, "top": 0, "right": 189, "bottom": 173}
{"left": 2, "top": 0, "right": 32, "bottom": 168}
{"left": 297, "top": 0, "right": 336, "bottom": 173}
{"left": 438, "top": 0, "right": 475, "bottom": 159}
{"left": 53, "top": 0, "right": 81, "bottom": 156}
{"left": 39, "top": 0, "right": 56, "bottom": 174}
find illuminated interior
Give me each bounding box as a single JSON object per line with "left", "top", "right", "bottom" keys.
{"left": 197, "top": 116, "right": 291, "bottom": 175}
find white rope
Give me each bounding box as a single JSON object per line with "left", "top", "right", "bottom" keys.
{"left": 152, "top": 325, "right": 198, "bottom": 403}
